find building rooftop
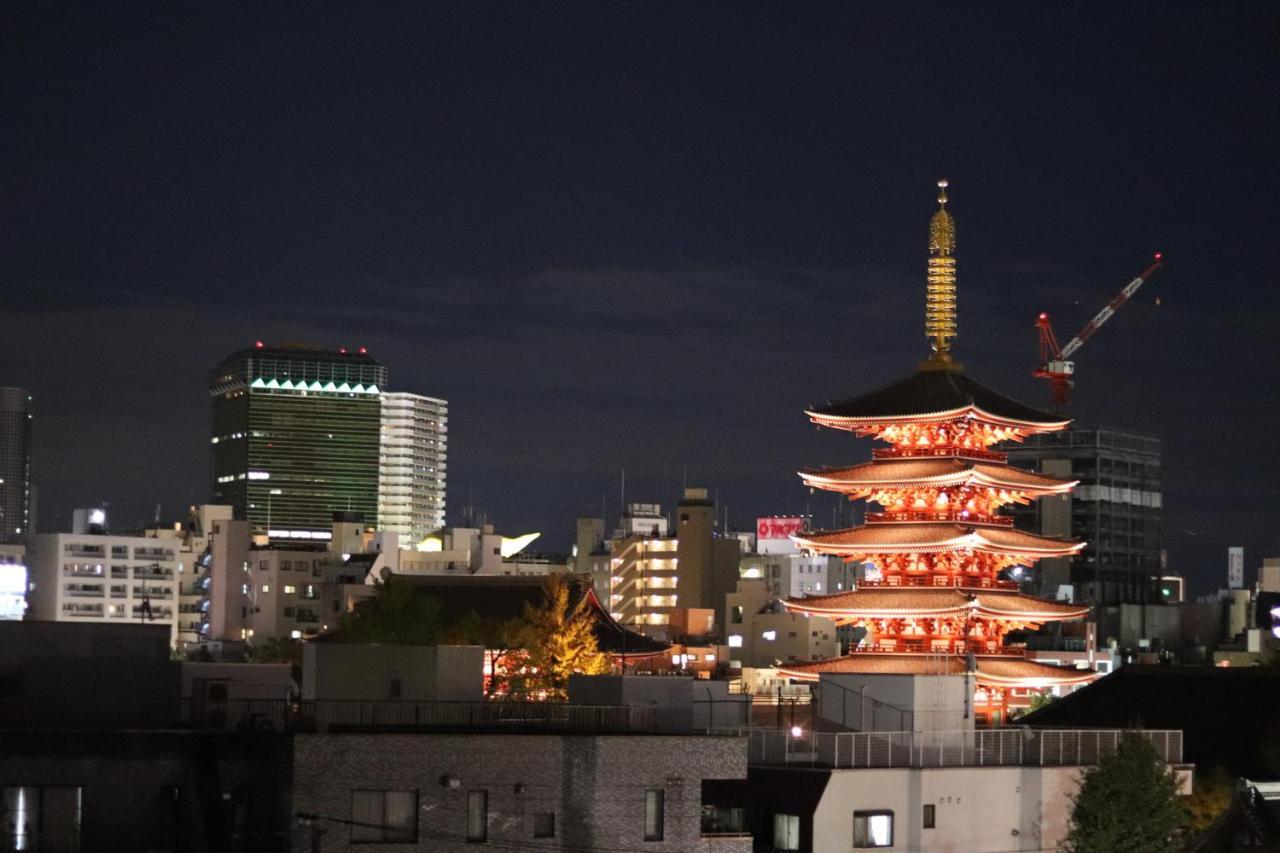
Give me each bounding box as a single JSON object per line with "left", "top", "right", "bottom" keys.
{"left": 1021, "top": 665, "right": 1280, "bottom": 779}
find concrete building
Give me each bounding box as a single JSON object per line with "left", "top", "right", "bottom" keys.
{"left": 609, "top": 535, "right": 680, "bottom": 632}
{"left": 378, "top": 391, "right": 448, "bottom": 543}
{"left": 26, "top": 532, "right": 181, "bottom": 646}
{"left": 144, "top": 504, "right": 234, "bottom": 649}
{"left": 740, "top": 551, "right": 856, "bottom": 598}
{"left": 209, "top": 343, "right": 387, "bottom": 542}
{"left": 0, "top": 387, "right": 32, "bottom": 545}
{"left": 724, "top": 579, "right": 839, "bottom": 671}
{"left": 1008, "top": 427, "right": 1163, "bottom": 605}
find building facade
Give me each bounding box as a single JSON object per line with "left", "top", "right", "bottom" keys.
{"left": 0, "top": 388, "right": 33, "bottom": 545}
{"left": 26, "top": 533, "right": 181, "bottom": 646}
{"left": 378, "top": 392, "right": 448, "bottom": 543}
{"left": 209, "top": 343, "right": 386, "bottom": 542}
{"left": 1007, "top": 427, "right": 1163, "bottom": 605}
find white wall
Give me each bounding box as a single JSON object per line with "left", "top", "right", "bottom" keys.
{"left": 810, "top": 765, "right": 1081, "bottom": 853}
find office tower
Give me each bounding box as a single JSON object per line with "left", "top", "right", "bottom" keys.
{"left": 1007, "top": 428, "right": 1163, "bottom": 605}
{"left": 378, "top": 392, "right": 448, "bottom": 543}
{"left": 209, "top": 343, "right": 386, "bottom": 541}
{"left": 0, "top": 388, "right": 33, "bottom": 544}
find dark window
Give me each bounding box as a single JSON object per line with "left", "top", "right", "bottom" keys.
{"left": 923, "top": 803, "right": 935, "bottom": 829}
{"left": 853, "top": 810, "right": 893, "bottom": 847}
{"left": 350, "top": 790, "right": 417, "bottom": 843}
{"left": 644, "top": 789, "right": 664, "bottom": 841}
{"left": 534, "top": 812, "right": 556, "bottom": 838}
{"left": 467, "top": 789, "right": 487, "bottom": 842}
{"left": 389, "top": 677, "right": 401, "bottom": 699}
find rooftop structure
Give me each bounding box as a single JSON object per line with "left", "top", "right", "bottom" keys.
{"left": 780, "top": 182, "right": 1096, "bottom": 724}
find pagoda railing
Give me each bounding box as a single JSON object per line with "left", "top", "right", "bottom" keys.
{"left": 849, "top": 644, "right": 1026, "bottom": 656}
{"left": 734, "top": 727, "right": 1183, "bottom": 769}
{"left": 857, "top": 577, "right": 1020, "bottom": 589}
{"left": 871, "top": 447, "right": 1008, "bottom": 462}
{"left": 865, "top": 511, "right": 1014, "bottom": 526}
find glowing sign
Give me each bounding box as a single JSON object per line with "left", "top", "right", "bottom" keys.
{"left": 757, "top": 517, "right": 805, "bottom": 541}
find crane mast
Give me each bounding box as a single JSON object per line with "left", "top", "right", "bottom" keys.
{"left": 1034, "top": 254, "right": 1163, "bottom": 411}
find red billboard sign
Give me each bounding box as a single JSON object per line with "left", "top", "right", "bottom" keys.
{"left": 756, "top": 516, "right": 805, "bottom": 541}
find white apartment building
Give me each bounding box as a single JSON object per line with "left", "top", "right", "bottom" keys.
{"left": 725, "top": 579, "right": 839, "bottom": 669}
{"left": 144, "top": 504, "right": 233, "bottom": 649}
{"left": 740, "top": 551, "right": 857, "bottom": 598}
{"left": 0, "top": 543, "right": 26, "bottom": 620}
{"left": 26, "top": 533, "right": 181, "bottom": 646}
{"left": 378, "top": 392, "right": 448, "bottom": 543}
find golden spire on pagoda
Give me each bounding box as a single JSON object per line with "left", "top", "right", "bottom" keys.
{"left": 924, "top": 178, "right": 958, "bottom": 366}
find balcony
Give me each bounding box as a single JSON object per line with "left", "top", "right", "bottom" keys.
{"left": 738, "top": 727, "right": 1182, "bottom": 769}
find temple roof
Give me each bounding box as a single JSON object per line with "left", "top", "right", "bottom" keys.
{"left": 775, "top": 653, "right": 1099, "bottom": 687}
{"left": 780, "top": 587, "right": 1091, "bottom": 621}
{"left": 808, "top": 369, "right": 1069, "bottom": 430}
{"left": 793, "top": 522, "right": 1084, "bottom": 558}
{"left": 800, "top": 457, "right": 1077, "bottom": 494}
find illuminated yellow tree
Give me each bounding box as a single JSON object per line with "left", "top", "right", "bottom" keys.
{"left": 518, "top": 576, "right": 610, "bottom": 700}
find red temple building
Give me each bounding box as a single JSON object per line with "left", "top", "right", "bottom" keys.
{"left": 778, "top": 181, "right": 1097, "bottom": 723}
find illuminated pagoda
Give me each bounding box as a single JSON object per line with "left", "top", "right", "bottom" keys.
{"left": 779, "top": 180, "right": 1096, "bottom": 723}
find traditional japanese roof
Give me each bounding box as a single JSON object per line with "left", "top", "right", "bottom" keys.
{"left": 807, "top": 369, "right": 1069, "bottom": 431}
{"left": 314, "top": 574, "right": 669, "bottom": 658}
{"left": 775, "top": 653, "right": 1099, "bottom": 687}
{"left": 793, "top": 522, "right": 1085, "bottom": 559}
{"left": 799, "top": 457, "right": 1077, "bottom": 495}
{"left": 780, "top": 587, "right": 1090, "bottom": 621}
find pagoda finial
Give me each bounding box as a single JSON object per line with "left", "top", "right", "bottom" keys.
{"left": 924, "top": 178, "right": 958, "bottom": 368}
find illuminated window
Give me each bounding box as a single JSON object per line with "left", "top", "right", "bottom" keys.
{"left": 283, "top": 585, "right": 297, "bottom": 594}
{"left": 644, "top": 789, "right": 664, "bottom": 841}
{"left": 261, "top": 585, "right": 270, "bottom": 593}
{"left": 854, "top": 810, "right": 893, "bottom": 847}
{"left": 762, "top": 630, "right": 777, "bottom": 641}
{"left": 773, "top": 813, "right": 800, "bottom": 850}
{"left": 728, "top": 635, "right": 743, "bottom": 648}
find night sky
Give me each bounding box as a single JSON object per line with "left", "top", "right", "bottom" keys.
{"left": 4, "top": 4, "right": 1278, "bottom": 593}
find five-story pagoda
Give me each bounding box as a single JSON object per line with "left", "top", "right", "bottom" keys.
{"left": 779, "top": 181, "right": 1096, "bottom": 723}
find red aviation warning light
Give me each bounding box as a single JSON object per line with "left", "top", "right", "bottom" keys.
{"left": 1034, "top": 254, "right": 1164, "bottom": 411}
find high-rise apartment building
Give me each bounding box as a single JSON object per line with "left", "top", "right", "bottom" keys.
{"left": 209, "top": 344, "right": 386, "bottom": 542}
{"left": 378, "top": 392, "right": 448, "bottom": 543}
{"left": 1008, "top": 427, "right": 1163, "bottom": 605}
{"left": 0, "top": 388, "right": 33, "bottom": 544}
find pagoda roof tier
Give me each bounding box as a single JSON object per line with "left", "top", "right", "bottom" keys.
{"left": 793, "top": 522, "right": 1084, "bottom": 559}
{"left": 775, "top": 653, "right": 1099, "bottom": 688}
{"left": 799, "top": 457, "right": 1077, "bottom": 496}
{"left": 807, "top": 369, "right": 1070, "bottom": 432}
{"left": 780, "top": 587, "right": 1091, "bottom": 621}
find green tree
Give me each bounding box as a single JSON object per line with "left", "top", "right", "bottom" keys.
{"left": 441, "top": 609, "right": 532, "bottom": 698}
{"left": 1064, "top": 732, "right": 1188, "bottom": 853}
{"left": 338, "top": 577, "right": 442, "bottom": 645}
{"left": 517, "top": 576, "right": 610, "bottom": 700}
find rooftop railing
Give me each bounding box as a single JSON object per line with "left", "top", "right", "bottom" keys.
{"left": 734, "top": 726, "right": 1182, "bottom": 769}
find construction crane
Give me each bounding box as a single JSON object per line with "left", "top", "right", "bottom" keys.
{"left": 1034, "top": 253, "right": 1163, "bottom": 411}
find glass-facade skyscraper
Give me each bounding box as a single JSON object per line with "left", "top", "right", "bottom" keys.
{"left": 209, "top": 344, "right": 386, "bottom": 541}
{"left": 0, "top": 388, "right": 33, "bottom": 544}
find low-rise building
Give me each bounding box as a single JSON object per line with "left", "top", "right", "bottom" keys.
{"left": 725, "top": 579, "right": 839, "bottom": 670}
{"left": 26, "top": 533, "right": 181, "bottom": 646}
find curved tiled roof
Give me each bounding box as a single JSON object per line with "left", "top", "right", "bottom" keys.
{"left": 776, "top": 653, "right": 1098, "bottom": 686}
{"left": 809, "top": 369, "right": 1067, "bottom": 427}
{"left": 793, "top": 522, "right": 1084, "bottom": 558}
{"left": 800, "top": 458, "right": 1076, "bottom": 494}
{"left": 780, "top": 587, "right": 1090, "bottom": 620}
